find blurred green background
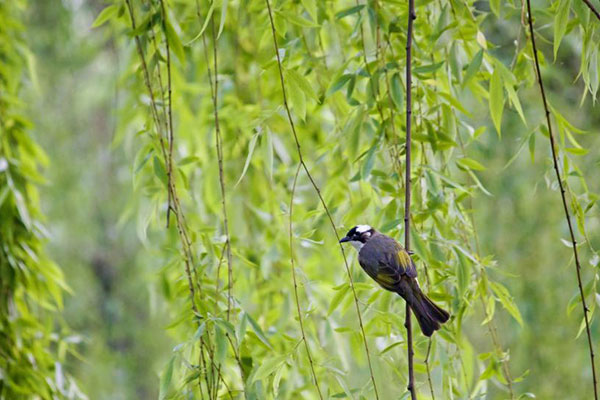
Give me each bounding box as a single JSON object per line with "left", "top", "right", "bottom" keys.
{"left": 26, "top": 2, "right": 172, "bottom": 398}
{"left": 18, "top": 0, "right": 600, "bottom": 398}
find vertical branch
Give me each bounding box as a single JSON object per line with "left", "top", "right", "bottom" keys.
{"left": 525, "top": 1, "right": 598, "bottom": 399}
{"left": 443, "top": 4, "right": 515, "bottom": 393}
{"left": 421, "top": 263, "right": 435, "bottom": 399}
{"left": 289, "top": 163, "right": 324, "bottom": 399}
{"left": 404, "top": 0, "right": 417, "bottom": 399}
{"left": 424, "top": 340, "right": 435, "bottom": 400}
{"left": 125, "top": 0, "right": 198, "bottom": 318}
{"left": 375, "top": 0, "right": 403, "bottom": 178}
{"left": 356, "top": 0, "right": 402, "bottom": 175}
{"left": 207, "top": 1, "right": 234, "bottom": 322}
{"left": 158, "top": 0, "right": 175, "bottom": 227}
{"left": 195, "top": 0, "right": 234, "bottom": 322}
{"left": 126, "top": 1, "right": 228, "bottom": 397}
{"left": 193, "top": 2, "right": 246, "bottom": 398}
{"left": 355, "top": 0, "right": 384, "bottom": 121}
{"left": 264, "top": 0, "right": 380, "bottom": 398}
{"left": 455, "top": 134, "right": 516, "bottom": 398}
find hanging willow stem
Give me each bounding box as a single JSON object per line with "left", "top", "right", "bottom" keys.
{"left": 404, "top": 0, "right": 417, "bottom": 398}
{"left": 125, "top": 0, "right": 199, "bottom": 322}
{"left": 581, "top": 0, "right": 600, "bottom": 20}
{"left": 525, "top": 1, "right": 598, "bottom": 399}
{"left": 193, "top": 0, "right": 234, "bottom": 323}
{"left": 125, "top": 1, "right": 225, "bottom": 396}
{"left": 264, "top": 0, "right": 380, "bottom": 397}
{"left": 192, "top": 1, "right": 248, "bottom": 397}
{"left": 289, "top": 163, "right": 324, "bottom": 399}
{"left": 452, "top": 104, "right": 515, "bottom": 396}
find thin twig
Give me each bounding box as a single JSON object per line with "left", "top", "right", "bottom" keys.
{"left": 289, "top": 163, "right": 324, "bottom": 399}
{"left": 215, "top": 241, "right": 227, "bottom": 311}
{"left": 126, "top": 1, "right": 217, "bottom": 397}
{"left": 455, "top": 136, "right": 516, "bottom": 398}
{"left": 208, "top": 7, "right": 235, "bottom": 323}
{"left": 264, "top": 0, "right": 379, "bottom": 397}
{"left": 193, "top": 2, "right": 245, "bottom": 398}
{"left": 419, "top": 43, "right": 435, "bottom": 400}
{"left": 195, "top": 0, "right": 234, "bottom": 322}
{"left": 355, "top": 0, "right": 402, "bottom": 176}
{"left": 421, "top": 259, "right": 436, "bottom": 399}
{"left": 443, "top": 2, "right": 516, "bottom": 390}
{"left": 424, "top": 340, "right": 435, "bottom": 400}
{"left": 225, "top": 334, "right": 248, "bottom": 399}
{"left": 581, "top": 0, "right": 600, "bottom": 20}
{"left": 198, "top": 348, "right": 209, "bottom": 399}
{"left": 375, "top": 0, "right": 403, "bottom": 180}
{"left": 355, "top": 0, "right": 385, "bottom": 121}
{"left": 125, "top": 0, "right": 198, "bottom": 320}
{"left": 525, "top": 1, "right": 598, "bottom": 399}
{"left": 159, "top": 0, "right": 175, "bottom": 228}
{"left": 404, "top": 0, "right": 417, "bottom": 398}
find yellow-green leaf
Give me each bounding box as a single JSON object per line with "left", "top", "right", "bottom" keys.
{"left": 456, "top": 157, "right": 486, "bottom": 171}
{"left": 554, "top": 0, "right": 572, "bottom": 60}
{"left": 288, "top": 77, "right": 306, "bottom": 120}
{"left": 463, "top": 50, "right": 483, "bottom": 86}
{"left": 489, "top": 67, "right": 504, "bottom": 137}
{"left": 159, "top": 355, "right": 175, "bottom": 400}
{"left": 301, "top": 0, "right": 318, "bottom": 21}
{"left": 92, "top": 4, "right": 118, "bottom": 28}
{"left": 391, "top": 73, "right": 404, "bottom": 110}
{"left": 288, "top": 69, "right": 318, "bottom": 101}
{"left": 252, "top": 355, "right": 288, "bottom": 383}
{"left": 490, "top": 281, "right": 523, "bottom": 326}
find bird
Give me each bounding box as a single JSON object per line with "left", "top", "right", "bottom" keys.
{"left": 340, "top": 224, "right": 449, "bottom": 336}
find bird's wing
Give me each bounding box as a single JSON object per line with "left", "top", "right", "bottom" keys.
{"left": 379, "top": 241, "right": 418, "bottom": 279}
{"left": 359, "top": 237, "right": 418, "bottom": 292}
{"left": 388, "top": 243, "right": 418, "bottom": 278}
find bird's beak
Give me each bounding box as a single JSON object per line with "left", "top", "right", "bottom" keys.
{"left": 339, "top": 236, "right": 350, "bottom": 243}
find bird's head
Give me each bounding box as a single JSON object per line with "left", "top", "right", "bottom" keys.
{"left": 339, "top": 225, "right": 375, "bottom": 251}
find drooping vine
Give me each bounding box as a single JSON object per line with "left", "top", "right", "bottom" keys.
{"left": 526, "top": 1, "right": 598, "bottom": 397}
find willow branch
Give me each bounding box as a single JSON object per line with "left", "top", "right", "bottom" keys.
{"left": 454, "top": 140, "right": 516, "bottom": 399}
{"left": 127, "top": 1, "right": 223, "bottom": 397}
{"left": 126, "top": 0, "right": 199, "bottom": 319}
{"left": 375, "top": 1, "right": 403, "bottom": 179}
{"left": 404, "top": 0, "right": 417, "bottom": 398}
{"left": 581, "top": 0, "right": 600, "bottom": 20}
{"left": 525, "top": 1, "right": 598, "bottom": 398}
{"left": 158, "top": 0, "right": 175, "bottom": 228}
{"left": 264, "top": 0, "right": 379, "bottom": 397}
{"left": 424, "top": 340, "right": 435, "bottom": 400}
{"left": 206, "top": 0, "right": 234, "bottom": 322}
{"left": 193, "top": 2, "right": 246, "bottom": 397}
{"left": 289, "top": 163, "right": 324, "bottom": 399}
{"left": 194, "top": 0, "right": 234, "bottom": 323}
{"left": 443, "top": 2, "right": 516, "bottom": 390}
{"left": 355, "top": 0, "right": 385, "bottom": 121}
{"left": 420, "top": 259, "right": 436, "bottom": 399}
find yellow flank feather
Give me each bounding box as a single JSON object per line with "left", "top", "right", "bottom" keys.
{"left": 376, "top": 272, "right": 396, "bottom": 284}
{"left": 375, "top": 273, "right": 397, "bottom": 291}
{"left": 396, "top": 250, "right": 412, "bottom": 268}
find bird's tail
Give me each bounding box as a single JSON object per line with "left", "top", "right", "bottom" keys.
{"left": 402, "top": 280, "right": 449, "bottom": 337}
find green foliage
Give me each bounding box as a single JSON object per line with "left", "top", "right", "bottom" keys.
{"left": 0, "top": 1, "right": 83, "bottom": 398}
{"left": 9, "top": 0, "right": 599, "bottom": 398}
{"left": 85, "top": 0, "right": 600, "bottom": 397}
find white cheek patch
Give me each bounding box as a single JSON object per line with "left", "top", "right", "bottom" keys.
{"left": 350, "top": 241, "right": 364, "bottom": 251}
{"left": 355, "top": 224, "right": 372, "bottom": 233}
